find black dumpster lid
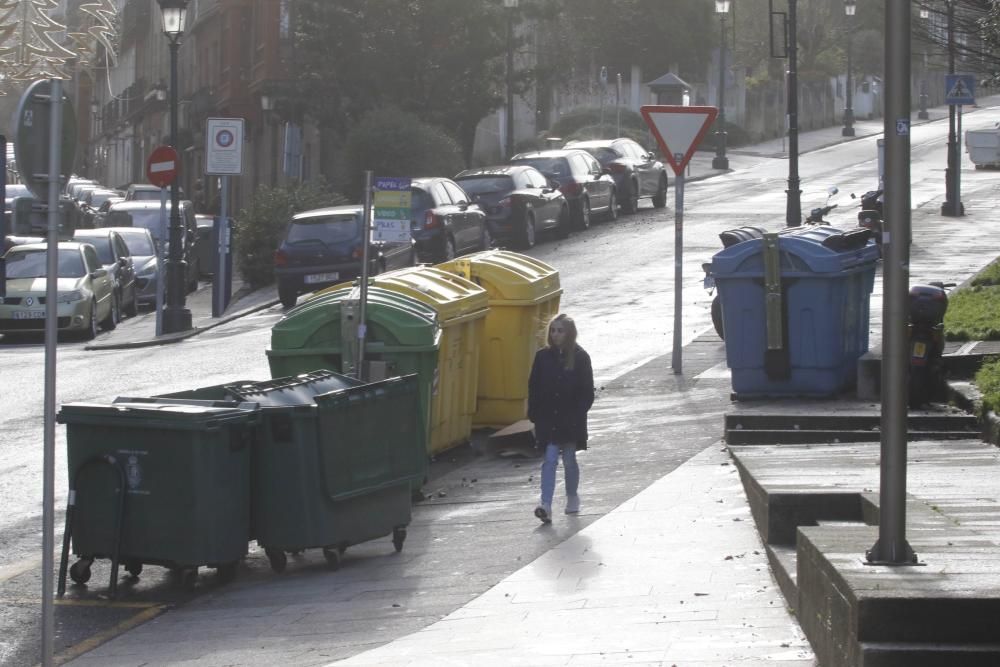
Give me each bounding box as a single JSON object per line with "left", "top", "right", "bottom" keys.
{"left": 225, "top": 370, "right": 361, "bottom": 406}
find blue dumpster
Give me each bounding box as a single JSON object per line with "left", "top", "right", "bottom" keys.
{"left": 710, "top": 226, "right": 879, "bottom": 397}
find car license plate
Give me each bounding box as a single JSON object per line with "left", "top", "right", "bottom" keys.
{"left": 304, "top": 272, "right": 338, "bottom": 285}
{"left": 912, "top": 341, "right": 927, "bottom": 358}
{"left": 13, "top": 311, "right": 46, "bottom": 320}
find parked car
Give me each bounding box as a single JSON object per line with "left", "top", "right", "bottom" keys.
{"left": 124, "top": 183, "right": 184, "bottom": 201}
{"left": 65, "top": 180, "right": 97, "bottom": 200}
{"left": 408, "top": 177, "right": 490, "bottom": 263}
{"left": 80, "top": 188, "right": 123, "bottom": 228}
{"left": 274, "top": 204, "right": 415, "bottom": 309}
{"left": 0, "top": 241, "right": 116, "bottom": 339}
{"left": 195, "top": 214, "right": 216, "bottom": 277}
{"left": 565, "top": 138, "right": 669, "bottom": 213}
{"left": 454, "top": 165, "right": 570, "bottom": 249}
{"left": 91, "top": 195, "right": 126, "bottom": 228}
{"left": 102, "top": 200, "right": 199, "bottom": 293}
{"left": 3, "top": 234, "right": 44, "bottom": 254}
{"left": 73, "top": 228, "right": 138, "bottom": 319}
{"left": 108, "top": 227, "right": 159, "bottom": 308}
{"left": 509, "top": 149, "right": 617, "bottom": 229}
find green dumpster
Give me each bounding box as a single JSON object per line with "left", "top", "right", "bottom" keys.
{"left": 57, "top": 399, "right": 260, "bottom": 591}
{"left": 158, "top": 371, "right": 427, "bottom": 572}
{"left": 266, "top": 285, "right": 440, "bottom": 452}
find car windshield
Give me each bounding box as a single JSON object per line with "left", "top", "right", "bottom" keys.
{"left": 119, "top": 233, "right": 154, "bottom": 256}
{"left": 76, "top": 236, "right": 114, "bottom": 264}
{"left": 108, "top": 209, "right": 165, "bottom": 240}
{"left": 89, "top": 192, "right": 115, "bottom": 207}
{"left": 513, "top": 157, "right": 569, "bottom": 178}
{"left": 130, "top": 189, "right": 161, "bottom": 201}
{"left": 5, "top": 248, "right": 86, "bottom": 278}
{"left": 6, "top": 185, "right": 30, "bottom": 198}
{"left": 286, "top": 215, "right": 359, "bottom": 245}
{"left": 456, "top": 176, "right": 514, "bottom": 196}
{"left": 578, "top": 147, "right": 620, "bottom": 165}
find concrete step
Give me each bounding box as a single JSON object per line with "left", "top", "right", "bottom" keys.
{"left": 727, "top": 428, "right": 976, "bottom": 445}
{"left": 859, "top": 642, "right": 1000, "bottom": 667}
{"left": 764, "top": 544, "right": 797, "bottom": 610}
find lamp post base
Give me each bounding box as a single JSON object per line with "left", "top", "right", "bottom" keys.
{"left": 917, "top": 110, "right": 929, "bottom": 120}
{"left": 162, "top": 306, "right": 193, "bottom": 334}
{"left": 712, "top": 156, "right": 729, "bottom": 170}
{"left": 841, "top": 126, "right": 856, "bottom": 137}
{"left": 941, "top": 200, "right": 965, "bottom": 217}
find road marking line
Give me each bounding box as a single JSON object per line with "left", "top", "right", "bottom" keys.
{"left": 40, "top": 604, "right": 166, "bottom": 667}
{"left": 6, "top": 597, "right": 161, "bottom": 609}
{"left": 0, "top": 557, "right": 42, "bottom": 584}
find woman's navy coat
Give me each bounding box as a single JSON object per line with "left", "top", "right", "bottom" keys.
{"left": 528, "top": 345, "right": 595, "bottom": 450}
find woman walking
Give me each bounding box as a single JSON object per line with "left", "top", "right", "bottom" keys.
{"left": 528, "top": 313, "right": 595, "bottom": 523}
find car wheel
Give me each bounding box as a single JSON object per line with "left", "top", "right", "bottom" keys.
{"left": 605, "top": 190, "right": 619, "bottom": 222}
{"left": 125, "top": 284, "right": 138, "bottom": 317}
{"left": 518, "top": 211, "right": 536, "bottom": 249}
{"left": 554, "top": 205, "right": 571, "bottom": 239}
{"left": 83, "top": 300, "right": 99, "bottom": 340}
{"left": 623, "top": 181, "right": 639, "bottom": 214}
{"left": 652, "top": 175, "right": 668, "bottom": 208}
{"left": 444, "top": 235, "right": 457, "bottom": 261}
{"left": 481, "top": 223, "right": 493, "bottom": 252}
{"left": 575, "top": 198, "right": 591, "bottom": 230}
{"left": 278, "top": 284, "right": 298, "bottom": 310}
{"left": 103, "top": 293, "right": 119, "bottom": 331}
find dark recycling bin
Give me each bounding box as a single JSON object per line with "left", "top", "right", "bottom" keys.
{"left": 709, "top": 225, "right": 879, "bottom": 398}
{"left": 158, "top": 370, "right": 427, "bottom": 572}
{"left": 56, "top": 399, "right": 260, "bottom": 593}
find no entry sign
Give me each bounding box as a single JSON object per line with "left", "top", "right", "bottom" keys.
{"left": 146, "top": 145, "right": 179, "bottom": 188}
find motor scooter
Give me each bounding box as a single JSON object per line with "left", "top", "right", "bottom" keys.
{"left": 851, "top": 188, "right": 884, "bottom": 253}
{"left": 908, "top": 281, "right": 955, "bottom": 407}
{"left": 803, "top": 186, "right": 839, "bottom": 225}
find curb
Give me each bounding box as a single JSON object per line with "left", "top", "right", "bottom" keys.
{"left": 83, "top": 297, "right": 281, "bottom": 351}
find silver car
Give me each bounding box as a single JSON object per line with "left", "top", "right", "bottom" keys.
{"left": 0, "top": 242, "right": 116, "bottom": 339}
{"left": 108, "top": 227, "right": 159, "bottom": 308}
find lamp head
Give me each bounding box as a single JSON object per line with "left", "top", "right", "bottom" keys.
{"left": 844, "top": 0, "right": 856, "bottom": 16}
{"left": 919, "top": 8, "right": 929, "bottom": 19}
{"left": 260, "top": 94, "right": 275, "bottom": 112}
{"left": 157, "top": 0, "right": 190, "bottom": 37}
{"left": 715, "top": 0, "right": 731, "bottom": 14}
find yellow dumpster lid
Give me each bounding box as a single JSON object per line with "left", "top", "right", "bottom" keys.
{"left": 370, "top": 266, "right": 489, "bottom": 323}
{"left": 438, "top": 250, "right": 562, "bottom": 304}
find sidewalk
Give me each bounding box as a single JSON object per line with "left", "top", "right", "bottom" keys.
{"left": 67, "top": 100, "right": 1000, "bottom": 666}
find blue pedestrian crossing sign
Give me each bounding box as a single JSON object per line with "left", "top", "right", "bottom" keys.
{"left": 945, "top": 74, "right": 975, "bottom": 106}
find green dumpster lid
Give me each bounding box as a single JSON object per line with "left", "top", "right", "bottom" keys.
{"left": 270, "top": 286, "right": 439, "bottom": 353}
{"left": 57, "top": 398, "right": 260, "bottom": 427}
{"left": 438, "top": 250, "right": 562, "bottom": 305}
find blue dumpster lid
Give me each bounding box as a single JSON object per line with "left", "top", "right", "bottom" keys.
{"left": 710, "top": 226, "right": 879, "bottom": 276}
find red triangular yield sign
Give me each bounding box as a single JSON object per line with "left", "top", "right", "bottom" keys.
{"left": 640, "top": 105, "right": 718, "bottom": 176}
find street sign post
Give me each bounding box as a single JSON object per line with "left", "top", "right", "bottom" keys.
{"left": 206, "top": 118, "right": 245, "bottom": 318}
{"left": 145, "top": 146, "right": 179, "bottom": 336}
{"left": 640, "top": 105, "right": 719, "bottom": 375}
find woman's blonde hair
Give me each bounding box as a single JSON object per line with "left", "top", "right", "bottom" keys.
{"left": 546, "top": 313, "right": 578, "bottom": 369}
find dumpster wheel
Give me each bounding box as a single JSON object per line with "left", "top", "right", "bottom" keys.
{"left": 322, "top": 547, "right": 342, "bottom": 570}
{"left": 180, "top": 567, "right": 199, "bottom": 591}
{"left": 265, "top": 548, "right": 287, "bottom": 573}
{"left": 69, "top": 559, "right": 93, "bottom": 585}
{"left": 392, "top": 527, "right": 407, "bottom": 553}
{"left": 216, "top": 561, "right": 238, "bottom": 583}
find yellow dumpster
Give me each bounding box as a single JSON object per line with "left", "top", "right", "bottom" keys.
{"left": 317, "top": 266, "right": 488, "bottom": 455}
{"left": 438, "top": 250, "right": 561, "bottom": 428}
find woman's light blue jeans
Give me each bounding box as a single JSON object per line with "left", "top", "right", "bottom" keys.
{"left": 540, "top": 442, "right": 579, "bottom": 507}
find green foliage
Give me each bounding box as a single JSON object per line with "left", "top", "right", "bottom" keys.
{"left": 971, "top": 259, "right": 1000, "bottom": 286}
{"left": 699, "top": 120, "right": 752, "bottom": 150}
{"left": 974, "top": 357, "right": 1000, "bottom": 416}
{"left": 234, "top": 181, "right": 347, "bottom": 288}
{"left": 548, "top": 107, "right": 646, "bottom": 140}
{"left": 944, "top": 285, "right": 1000, "bottom": 341}
{"left": 340, "top": 108, "right": 465, "bottom": 201}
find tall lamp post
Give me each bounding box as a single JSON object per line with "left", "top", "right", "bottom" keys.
{"left": 842, "top": 0, "right": 856, "bottom": 137}
{"left": 918, "top": 8, "right": 930, "bottom": 120}
{"left": 503, "top": 0, "right": 518, "bottom": 159}
{"left": 941, "top": 0, "right": 964, "bottom": 217}
{"left": 157, "top": 0, "right": 192, "bottom": 333}
{"left": 713, "top": 0, "right": 730, "bottom": 170}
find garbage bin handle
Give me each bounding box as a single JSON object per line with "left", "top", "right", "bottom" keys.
{"left": 762, "top": 233, "right": 791, "bottom": 380}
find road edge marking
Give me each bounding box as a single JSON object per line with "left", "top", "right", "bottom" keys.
{"left": 46, "top": 604, "right": 166, "bottom": 667}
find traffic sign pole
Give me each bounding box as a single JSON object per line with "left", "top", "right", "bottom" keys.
{"left": 156, "top": 188, "right": 166, "bottom": 336}
{"left": 672, "top": 167, "right": 685, "bottom": 375}
{"left": 357, "top": 170, "right": 374, "bottom": 380}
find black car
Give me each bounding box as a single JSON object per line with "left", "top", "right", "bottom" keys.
{"left": 73, "top": 228, "right": 139, "bottom": 319}
{"left": 509, "top": 149, "right": 617, "bottom": 230}
{"left": 409, "top": 177, "right": 490, "bottom": 263}
{"left": 102, "top": 200, "right": 200, "bottom": 293}
{"left": 455, "top": 165, "right": 570, "bottom": 249}
{"left": 565, "top": 138, "right": 668, "bottom": 213}
{"left": 274, "top": 204, "right": 415, "bottom": 309}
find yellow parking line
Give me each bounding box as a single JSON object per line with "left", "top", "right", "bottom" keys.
{"left": 6, "top": 597, "right": 161, "bottom": 609}
{"left": 43, "top": 604, "right": 166, "bottom": 667}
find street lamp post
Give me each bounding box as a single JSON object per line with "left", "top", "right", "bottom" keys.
{"left": 918, "top": 8, "right": 930, "bottom": 120}
{"left": 842, "top": 0, "right": 856, "bottom": 137}
{"left": 503, "top": 0, "right": 518, "bottom": 159}
{"left": 713, "top": 0, "right": 730, "bottom": 170}
{"left": 942, "top": 0, "right": 964, "bottom": 217}
{"left": 157, "top": 0, "right": 192, "bottom": 333}
{"left": 785, "top": 0, "right": 801, "bottom": 226}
